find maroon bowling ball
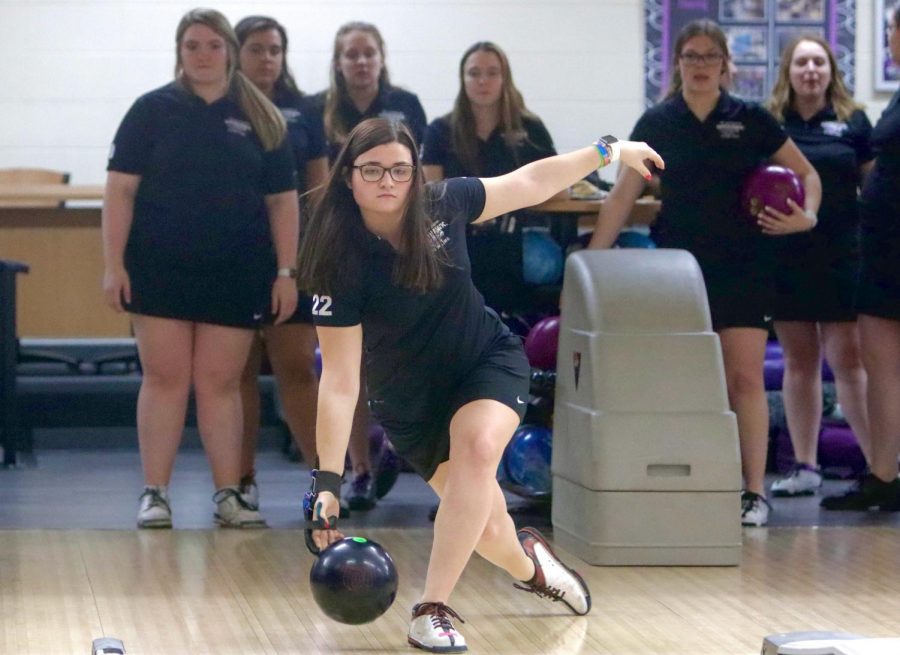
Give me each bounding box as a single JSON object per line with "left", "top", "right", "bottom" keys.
{"left": 741, "top": 165, "right": 805, "bottom": 222}
{"left": 524, "top": 316, "right": 560, "bottom": 371}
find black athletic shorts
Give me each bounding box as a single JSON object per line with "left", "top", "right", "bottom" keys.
{"left": 375, "top": 334, "right": 530, "bottom": 481}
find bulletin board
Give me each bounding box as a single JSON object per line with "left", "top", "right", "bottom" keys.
{"left": 644, "top": 0, "right": 857, "bottom": 105}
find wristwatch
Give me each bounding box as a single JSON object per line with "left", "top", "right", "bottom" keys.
{"left": 277, "top": 267, "right": 298, "bottom": 279}
{"left": 600, "top": 135, "right": 621, "bottom": 161}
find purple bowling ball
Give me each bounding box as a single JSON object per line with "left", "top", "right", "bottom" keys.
{"left": 741, "top": 165, "right": 805, "bottom": 221}
{"left": 524, "top": 316, "right": 560, "bottom": 371}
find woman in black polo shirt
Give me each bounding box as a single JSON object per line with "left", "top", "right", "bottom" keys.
{"left": 307, "top": 20, "right": 428, "bottom": 511}
{"left": 301, "top": 117, "right": 662, "bottom": 653}
{"left": 589, "top": 19, "right": 821, "bottom": 527}
{"left": 310, "top": 21, "right": 427, "bottom": 162}
{"left": 421, "top": 41, "right": 558, "bottom": 315}
{"left": 764, "top": 35, "right": 874, "bottom": 500}
{"left": 102, "top": 8, "right": 299, "bottom": 529}
{"left": 821, "top": 8, "right": 900, "bottom": 511}
{"left": 234, "top": 15, "right": 328, "bottom": 512}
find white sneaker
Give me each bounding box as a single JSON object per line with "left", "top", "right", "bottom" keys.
{"left": 407, "top": 602, "right": 467, "bottom": 653}
{"left": 771, "top": 464, "right": 823, "bottom": 497}
{"left": 213, "top": 487, "right": 267, "bottom": 528}
{"left": 515, "top": 527, "right": 591, "bottom": 615}
{"left": 137, "top": 486, "right": 172, "bottom": 529}
{"left": 239, "top": 473, "right": 259, "bottom": 510}
{"left": 741, "top": 491, "right": 771, "bottom": 526}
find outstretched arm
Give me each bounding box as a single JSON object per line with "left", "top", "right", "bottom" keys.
{"left": 475, "top": 140, "right": 663, "bottom": 223}
{"left": 311, "top": 323, "right": 362, "bottom": 550}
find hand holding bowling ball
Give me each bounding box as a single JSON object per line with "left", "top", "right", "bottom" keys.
{"left": 741, "top": 165, "right": 815, "bottom": 235}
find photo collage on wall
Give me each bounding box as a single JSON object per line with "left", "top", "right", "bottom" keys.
{"left": 644, "top": 0, "right": 856, "bottom": 106}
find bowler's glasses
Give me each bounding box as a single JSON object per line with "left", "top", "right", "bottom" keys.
{"left": 353, "top": 164, "right": 415, "bottom": 183}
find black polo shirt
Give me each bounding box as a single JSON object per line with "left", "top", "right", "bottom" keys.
{"left": 781, "top": 107, "right": 872, "bottom": 249}
{"left": 273, "top": 88, "right": 327, "bottom": 193}
{"left": 861, "top": 88, "right": 900, "bottom": 224}
{"left": 421, "top": 114, "right": 557, "bottom": 177}
{"left": 310, "top": 177, "right": 509, "bottom": 422}
{"left": 108, "top": 82, "right": 297, "bottom": 269}
{"left": 308, "top": 84, "right": 427, "bottom": 161}
{"left": 632, "top": 91, "right": 787, "bottom": 262}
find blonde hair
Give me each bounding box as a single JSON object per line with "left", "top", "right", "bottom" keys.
{"left": 323, "top": 21, "right": 391, "bottom": 145}
{"left": 766, "top": 35, "right": 863, "bottom": 122}
{"left": 175, "top": 8, "right": 286, "bottom": 151}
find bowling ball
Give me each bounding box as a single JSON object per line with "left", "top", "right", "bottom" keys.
{"left": 524, "top": 316, "right": 560, "bottom": 370}
{"left": 504, "top": 425, "right": 553, "bottom": 495}
{"left": 741, "top": 164, "right": 805, "bottom": 221}
{"left": 523, "top": 229, "right": 564, "bottom": 285}
{"left": 613, "top": 230, "right": 656, "bottom": 249}
{"left": 368, "top": 424, "right": 402, "bottom": 499}
{"left": 309, "top": 537, "right": 398, "bottom": 624}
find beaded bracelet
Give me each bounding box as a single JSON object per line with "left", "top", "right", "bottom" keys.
{"left": 593, "top": 140, "right": 613, "bottom": 167}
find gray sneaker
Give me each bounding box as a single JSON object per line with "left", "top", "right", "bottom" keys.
{"left": 137, "top": 487, "right": 172, "bottom": 529}
{"left": 771, "top": 464, "right": 823, "bottom": 497}
{"left": 213, "top": 487, "right": 267, "bottom": 528}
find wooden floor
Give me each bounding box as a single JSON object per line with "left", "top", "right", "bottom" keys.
{"left": 2, "top": 527, "right": 899, "bottom": 654}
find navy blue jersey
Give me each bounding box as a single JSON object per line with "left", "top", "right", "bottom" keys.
{"left": 273, "top": 88, "right": 327, "bottom": 193}
{"left": 632, "top": 92, "right": 787, "bottom": 260}
{"left": 421, "top": 114, "right": 557, "bottom": 178}
{"left": 861, "top": 88, "right": 900, "bottom": 225}
{"left": 781, "top": 107, "right": 873, "bottom": 248}
{"left": 308, "top": 84, "right": 427, "bottom": 162}
{"left": 311, "top": 177, "right": 511, "bottom": 422}
{"left": 108, "top": 82, "right": 297, "bottom": 270}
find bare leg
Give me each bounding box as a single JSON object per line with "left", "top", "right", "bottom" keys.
{"left": 428, "top": 459, "right": 534, "bottom": 583}
{"left": 858, "top": 315, "right": 900, "bottom": 482}
{"left": 264, "top": 322, "right": 319, "bottom": 466}
{"left": 420, "top": 400, "right": 524, "bottom": 603}
{"left": 192, "top": 323, "right": 255, "bottom": 489}
{"left": 821, "top": 321, "right": 871, "bottom": 463}
{"left": 238, "top": 333, "right": 264, "bottom": 478}
{"left": 719, "top": 327, "right": 769, "bottom": 496}
{"left": 132, "top": 315, "right": 193, "bottom": 486}
{"left": 774, "top": 321, "right": 822, "bottom": 466}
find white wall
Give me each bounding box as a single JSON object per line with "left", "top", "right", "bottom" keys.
{"left": 0, "top": 0, "right": 894, "bottom": 185}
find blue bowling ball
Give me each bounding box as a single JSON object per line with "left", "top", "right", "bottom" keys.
{"left": 504, "top": 425, "right": 553, "bottom": 495}
{"left": 614, "top": 230, "right": 656, "bottom": 249}
{"left": 523, "top": 229, "right": 564, "bottom": 285}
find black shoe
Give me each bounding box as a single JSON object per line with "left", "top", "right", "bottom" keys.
{"left": 820, "top": 473, "right": 900, "bottom": 511}
{"left": 346, "top": 470, "right": 377, "bottom": 511}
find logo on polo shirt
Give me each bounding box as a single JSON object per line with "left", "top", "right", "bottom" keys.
{"left": 379, "top": 110, "right": 406, "bottom": 124}
{"left": 224, "top": 117, "right": 252, "bottom": 137}
{"left": 716, "top": 121, "right": 745, "bottom": 140}
{"left": 281, "top": 108, "right": 301, "bottom": 124}
{"left": 428, "top": 220, "right": 450, "bottom": 251}
{"left": 821, "top": 121, "right": 848, "bottom": 137}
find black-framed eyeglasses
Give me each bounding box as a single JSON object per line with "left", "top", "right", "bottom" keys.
{"left": 352, "top": 163, "right": 415, "bottom": 183}
{"left": 680, "top": 52, "right": 724, "bottom": 66}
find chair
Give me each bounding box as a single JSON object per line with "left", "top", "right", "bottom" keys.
{"left": 0, "top": 167, "right": 71, "bottom": 208}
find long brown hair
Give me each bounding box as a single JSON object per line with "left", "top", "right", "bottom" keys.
{"left": 298, "top": 118, "right": 447, "bottom": 294}
{"left": 234, "top": 15, "right": 303, "bottom": 98}
{"left": 323, "top": 22, "right": 392, "bottom": 146}
{"left": 174, "top": 8, "right": 286, "bottom": 151}
{"left": 448, "top": 41, "right": 536, "bottom": 176}
{"left": 766, "top": 35, "right": 863, "bottom": 122}
{"left": 665, "top": 19, "right": 730, "bottom": 99}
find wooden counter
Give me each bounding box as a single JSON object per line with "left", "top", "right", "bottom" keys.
{"left": 0, "top": 185, "right": 661, "bottom": 338}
